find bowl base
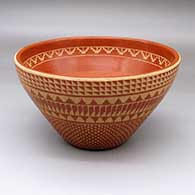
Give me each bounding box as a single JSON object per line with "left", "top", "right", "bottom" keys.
{"left": 66, "top": 140, "right": 128, "bottom": 151}
{"left": 45, "top": 115, "right": 145, "bottom": 150}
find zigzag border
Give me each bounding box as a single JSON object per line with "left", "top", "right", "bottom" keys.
{"left": 23, "top": 46, "right": 171, "bottom": 69}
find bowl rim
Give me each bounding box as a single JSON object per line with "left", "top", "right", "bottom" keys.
{"left": 14, "top": 36, "right": 181, "bottom": 81}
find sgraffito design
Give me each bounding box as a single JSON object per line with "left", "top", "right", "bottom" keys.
{"left": 15, "top": 42, "right": 179, "bottom": 150}
{"left": 23, "top": 46, "right": 171, "bottom": 69}
{"left": 17, "top": 66, "right": 177, "bottom": 96}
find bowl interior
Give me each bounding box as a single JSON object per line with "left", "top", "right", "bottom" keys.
{"left": 15, "top": 37, "right": 180, "bottom": 78}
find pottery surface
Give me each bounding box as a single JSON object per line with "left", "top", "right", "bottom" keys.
{"left": 14, "top": 36, "right": 181, "bottom": 150}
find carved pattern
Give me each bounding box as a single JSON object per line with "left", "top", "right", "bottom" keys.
{"left": 15, "top": 45, "right": 179, "bottom": 149}
{"left": 16, "top": 62, "right": 177, "bottom": 127}
{"left": 24, "top": 84, "right": 167, "bottom": 123}
{"left": 16, "top": 66, "right": 178, "bottom": 96}
{"left": 46, "top": 116, "right": 146, "bottom": 150}
{"left": 23, "top": 46, "right": 171, "bottom": 69}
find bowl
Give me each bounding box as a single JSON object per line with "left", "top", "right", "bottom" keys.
{"left": 14, "top": 36, "right": 181, "bottom": 150}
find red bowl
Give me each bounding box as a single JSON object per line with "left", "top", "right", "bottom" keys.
{"left": 14, "top": 36, "right": 181, "bottom": 150}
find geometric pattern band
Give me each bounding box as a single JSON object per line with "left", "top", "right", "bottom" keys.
{"left": 17, "top": 66, "right": 178, "bottom": 96}
{"left": 23, "top": 46, "right": 171, "bottom": 69}
{"left": 46, "top": 116, "right": 146, "bottom": 150}
{"left": 24, "top": 82, "right": 168, "bottom": 124}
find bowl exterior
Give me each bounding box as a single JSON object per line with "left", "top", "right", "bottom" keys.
{"left": 16, "top": 64, "right": 178, "bottom": 150}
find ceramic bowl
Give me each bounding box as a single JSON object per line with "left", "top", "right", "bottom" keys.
{"left": 14, "top": 36, "right": 181, "bottom": 150}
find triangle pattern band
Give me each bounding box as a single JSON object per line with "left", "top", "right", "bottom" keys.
{"left": 25, "top": 83, "right": 170, "bottom": 106}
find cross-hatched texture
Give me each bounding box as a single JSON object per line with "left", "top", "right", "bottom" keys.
{"left": 46, "top": 116, "right": 146, "bottom": 150}
{"left": 17, "top": 66, "right": 178, "bottom": 96}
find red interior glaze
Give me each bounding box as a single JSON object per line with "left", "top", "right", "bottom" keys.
{"left": 33, "top": 55, "right": 160, "bottom": 77}
{"left": 16, "top": 37, "right": 180, "bottom": 78}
